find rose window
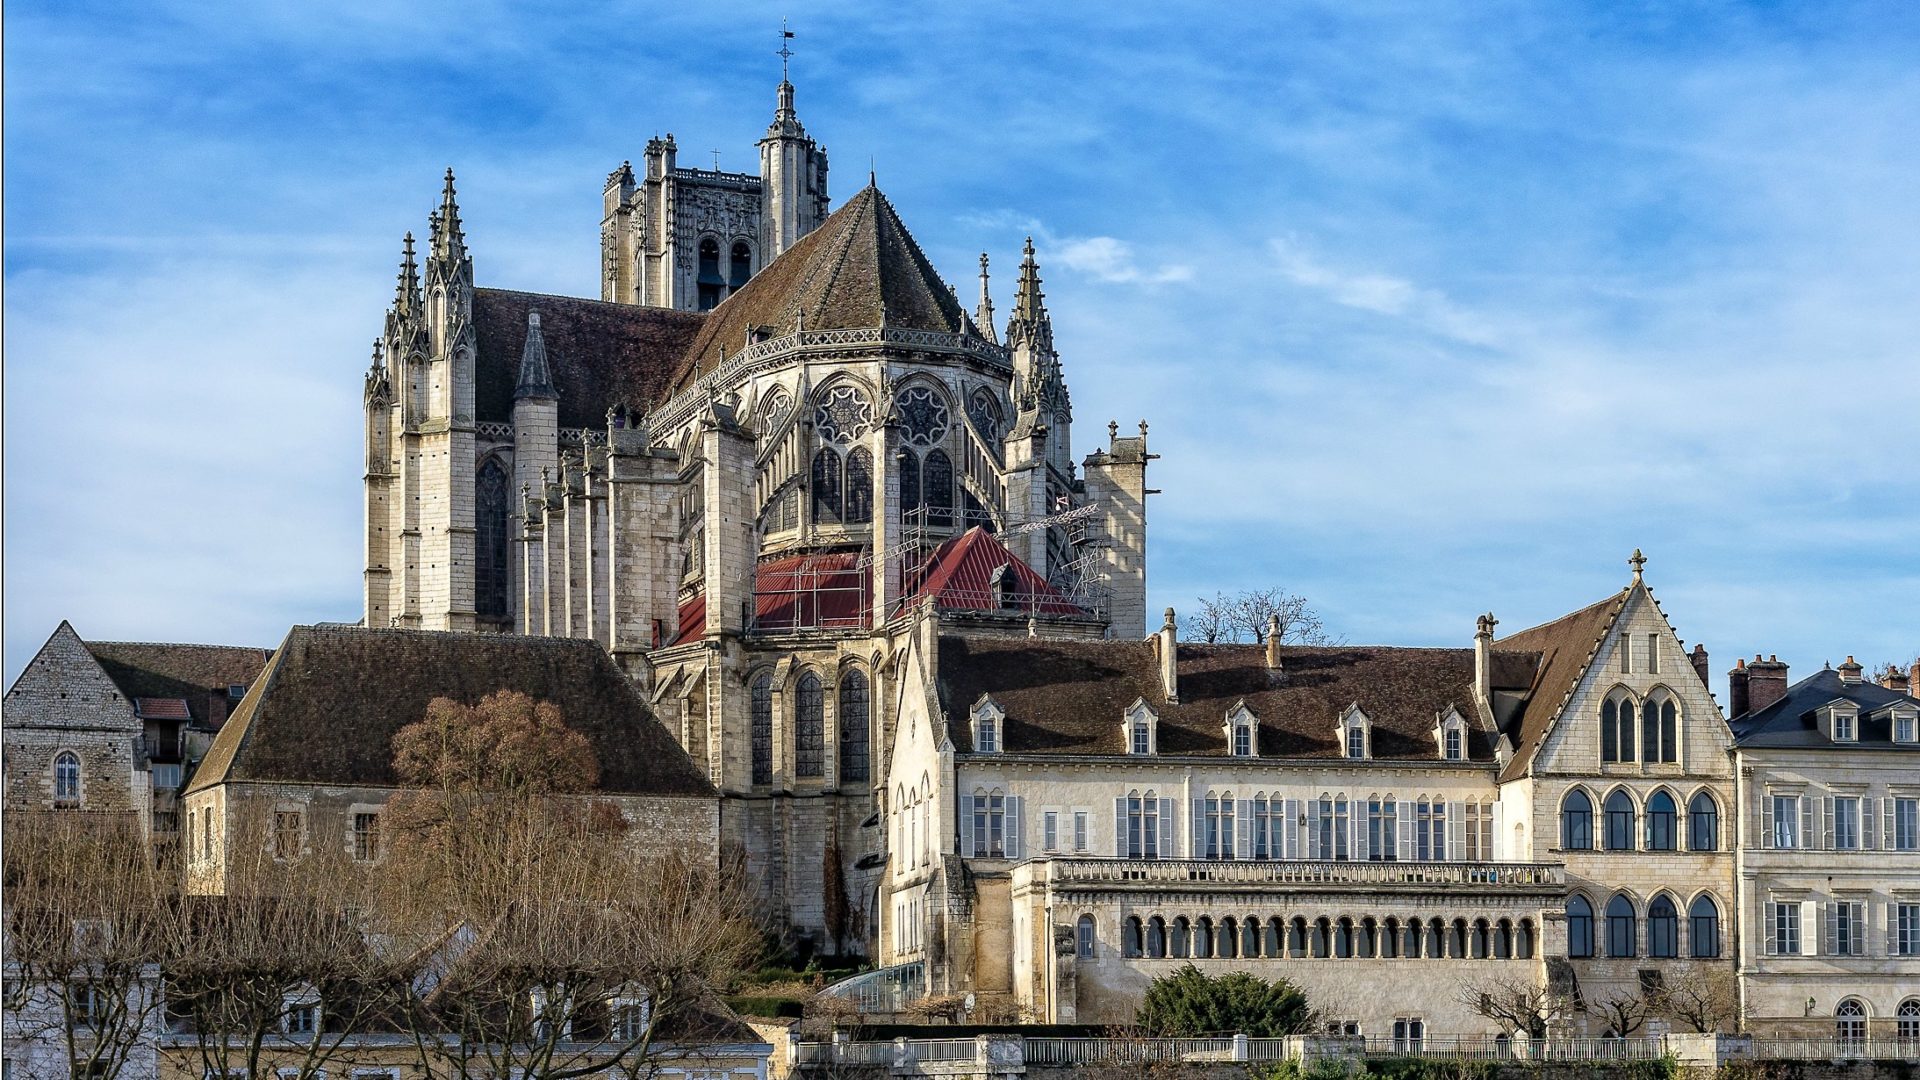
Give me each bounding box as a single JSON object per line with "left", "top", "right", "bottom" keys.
{"left": 896, "top": 386, "right": 950, "bottom": 448}
{"left": 814, "top": 385, "right": 873, "bottom": 444}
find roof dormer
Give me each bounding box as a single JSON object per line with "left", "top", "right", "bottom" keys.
{"left": 1124, "top": 697, "right": 1159, "bottom": 756}
{"left": 1336, "top": 703, "right": 1370, "bottom": 761}
{"left": 1818, "top": 699, "right": 1860, "bottom": 743}
{"left": 1884, "top": 702, "right": 1918, "bottom": 745}
{"left": 971, "top": 694, "right": 1005, "bottom": 754}
{"left": 1224, "top": 700, "right": 1258, "bottom": 757}
{"left": 1433, "top": 706, "right": 1469, "bottom": 761}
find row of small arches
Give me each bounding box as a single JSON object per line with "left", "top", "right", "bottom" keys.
{"left": 1561, "top": 786, "right": 1719, "bottom": 851}
{"left": 1103, "top": 913, "right": 1538, "bottom": 962}
{"left": 1566, "top": 891, "right": 1722, "bottom": 959}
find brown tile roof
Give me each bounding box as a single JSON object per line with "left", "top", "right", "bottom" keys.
{"left": 85, "top": 641, "right": 272, "bottom": 729}
{"left": 186, "top": 627, "right": 713, "bottom": 798}
{"left": 671, "top": 185, "right": 965, "bottom": 394}
{"left": 132, "top": 698, "right": 191, "bottom": 720}
{"left": 471, "top": 288, "right": 706, "bottom": 428}
{"left": 937, "top": 636, "right": 1535, "bottom": 761}
{"left": 1492, "top": 589, "right": 1628, "bottom": 782}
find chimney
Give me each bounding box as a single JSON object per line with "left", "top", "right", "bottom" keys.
{"left": 1158, "top": 607, "right": 1179, "bottom": 703}
{"left": 1689, "top": 643, "right": 1710, "bottom": 691}
{"left": 1473, "top": 613, "right": 1498, "bottom": 713}
{"left": 1882, "top": 668, "right": 1912, "bottom": 693}
{"left": 1748, "top": 655, "right": 1790, "bottom": 714}
{"left": 1837, "top": 656, "right": 1864, "bottom": 685}
{"left": 1728, "top": 658, "right": 1750, "bottom": 718}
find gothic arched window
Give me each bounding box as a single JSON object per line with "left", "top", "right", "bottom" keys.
{"left": 475, "top": 458, "right": 511, "bottom": 619}
{"left": 1567, "top": 896, "right": 1594, "bottom": 958}
{"left": 1689, "top": 895, "right": 1720, "bottom": 958}
{"left": 1606, "top": 894, "right": 1637, "bottom": 958}
{"left": 844, "top": 447, "right": 874, "bottom": 525}
{"left": 811, "top": 449, "right": 842, "bottom": 525}
{"left": 1645, "top": 791, "right": 1678, "bottom": 851}
{"left": 1648, "top": 894, "right": 1678, "bottom": 957}
{"left": 1688, "top": 791, "right": 1719, "bottom": 851}
{"left": 898, "top": 449, "right": 921, "bottom": 525}
{"left": 1642, "top": 695, "right": 1679, "bottom": 763}
{"left": 1562, "top": 789, "right": 1593, "bottom": 850}
{"left": 1602, "top": 694, "right": 1636, "bottom": 762}
{"left": 697, "top": 237, "right": 723, "bottom": 311}
{"left": 924, "top": 450, "right": 955, "bottom": 528}
{"left": 813, "top": 385, "right": 873, "bottom": 443}
{"left": 838, "top": 669, "right": 870, "bottom": 783}
{"left": 729, "top": 242, "right": 752, "bottom": 290}
{"left": 750, "top": 673, "right": 773, "bottom": 785}
{"left": 1604, "top": 790, "right": 1636, "bottom": 851}
{"left": 968, "top": 387, "right": 1003, "bottom": 442}
{"left": 53, "top": 751, "right": 81, "bottom": 807}
{"left": 795, "top": 673, "right": 825, "bottom": 779}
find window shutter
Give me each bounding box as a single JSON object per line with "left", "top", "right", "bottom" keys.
{"left": 1191, "top": 799, "right": 1206, "bottom": 858}
{"left": 1822, "top": 796, "right": 1835, "bottom": 850}
{"left": 1763, "top": 905, "right": 1777, "bottom": 956}
{"left": 1284, "top": 799, "right": 1301, "bottom": 859}
{"left": 1398, "top": 801, "right": 1415, "bottom": 862}
{"left": 1491, "top": 802, "right": 1506, "bottom": 861}
{"left": 1864, "top": 800, "right": 1877, "bottom": 850}
{"left": 1236, "top": 799, "right": 1254, "bottom": 858}
{"left": 1800, "top": 901, "right": 1820, "bottom": 957}
{"left": 1883, "top": 797, "right": 1896, "bottom": 851}
{"left": 1158, "top": 798, "right": 1175, "bottom": 858}
{"left": 1447, "top": 802, "right": 1464, "bottom": 861}
{"left": 1823, "top": 901, "right": 1837, "bottom": 956}
{"left": 1006, "top": 797, "right": 1023, "bottom": 860}
{"left": 1761, "top": 797, "right": 1774, "bottom": 850}
{"left": 1115, "top": 797, "right": 1128, "bottom": 858}
{"left": 960, "top": 795, "right": 976, "bottom": 857}
{"left": 1350, "top": 805, "right": 1364, "bottom": 861}
{"left": 1801, "top": 799, "right": 1815, "bottom": 850}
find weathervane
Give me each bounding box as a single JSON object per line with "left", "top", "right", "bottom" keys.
{"left": 779, "top": 18, "right": 795, "bottom": 81}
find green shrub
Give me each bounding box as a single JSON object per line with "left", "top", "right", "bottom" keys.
{"left": 1136, "top": 963, "right": 1312, "bottom": 1038}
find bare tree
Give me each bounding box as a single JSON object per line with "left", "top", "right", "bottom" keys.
{"left": 378, "top": 691, "right": 763, "bottom": 1080}
{"left": 1457, "top": 973, "right": 1574, "bottom": 1040}
{"left": 1656, "top": 967, "right": 1739, "bottom": 1034}
{"left": 1183, "top": 589, "right": 1333, "bottom": 646}
{"left": 1593, "top": 990, "right": 1650, "bottom": 1038}
{"left": 3, "top": 812, "right": 180, "bottom": 1080}
{"left": 168, "top": 807, "right": 401, "bottom": 1080}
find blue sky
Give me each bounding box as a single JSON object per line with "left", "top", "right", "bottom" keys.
{"left": 5, "top": 1, "right": 1916, "bottom": 697}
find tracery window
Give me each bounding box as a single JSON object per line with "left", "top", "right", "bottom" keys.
{"left": 811, "top": 449, "right": 843, "bottom": 524}
{"left": 757, "top": 385, "right": 793, "bottom": 432}
{"left": 814, "top": 385, "right": 873, "bottom": 443}
{"left": 1602, "top": 693, "right": 1636, "bottom": 762}
{"left": 475, "top": 458, "right": 511, "bottom": 618}
{"left": 967, "top": 387, "right": 1003, "bottom": 442}
{"left": 843, "top": 447, "right": 874, "bottom": 524}
{"left": 895, "top": 386, "right": 951, "bottom": 448}
{"left": 729, "top": 241, "right": 752, "bottom": 289}
{"left": 750, "top": 673, "right": 773, "bottom": 785}
{"left": 53, "top": 751, "right": 81, "bottom": 807}
{"left": 795, "top": 673, "right": 825, "bottom": 778}
{"left": 838, "top": 670, "right": 870, "bottom": 783}
{"left": 1642, "top": 695, "right": 1679, "bottom": 763}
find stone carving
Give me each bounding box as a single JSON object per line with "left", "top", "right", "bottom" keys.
{"left": 814, "top": 385, "right": 873, "bottom": 444}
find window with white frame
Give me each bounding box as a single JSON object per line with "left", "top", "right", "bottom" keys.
{"left": 1896, "top": 903, "right": 1920, "bottom": 956}
{"left": 1895, "top": 798, "right": 1918, "bottom": 850}
{"left": 608, "top": 997, "right": 647, "bottom": 1041}
{"left": 972, "top": 790, "right": 1005, "bottom": 857}
{"left": 1123, "top": 699, "right": 1157, "bottom": 755}
{"left": 1226, "top": 704, "right": 1257, "bottom": 757}
{"left": 1445, "top": 727, "right": 1463, "bottom": 761}
{"left": 1073, "top": 810, "right": 1089, "bottom": 853}
{"left": 1415, "top": 798, "right": 1445, "bottom": 861}
{"left": 151, "top": 763, "right": 182, "bottom": 790}
{"left": 1896, "top": 711, "right": 1918, "bottom": 743}
{"left": 1340, "top": 706, "right": 1370, "bottom": 760}
{"left": 1833, "top": 705, "right": 1857, "bottom": 742}
{"left": 1125, "top": 791, "right": 1161, "bottom": 858}
{"left": 1770, "top": 793, "right": 1801, "bottom": 849}
{"left": 1205, "top": 793, "right": 1235, "bottom": 859}
{"left": 1902, "top": 999, "right": 1920, "bottom": 1039}
{"left": 1768, "top": 901, "right": 1801, "bottom": 955}
{"left": 972, "top": 697, "right": 1003, "bottom": 754}
{"left": 1392, "top": 1018, "right": 1425, "bottom": 1052}
{"left": 1315, "top": 795, "right": 1350, "bottom": 860}
{"left": 1465, "top": 799, "right": 1493, "bottom": 861}
{"left": 282, "top": 994, "right": 319, "bottom": 1037}
{"left": 1836, "top": 999, "right": 1867, "bottom": 1043}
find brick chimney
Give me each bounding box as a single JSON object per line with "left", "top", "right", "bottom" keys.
{"left": 1748, "top": 655, "right": 1790, "bottom": 714}
{"left": 1837, "top": 656, "right": 1864, "bottom": 685}
{"left": 1728, "top": 658, "right": 1751, "bottom": 718}
{"left": 1882, "top": 667, "right": 1912, "bottom": 693}
{"left": 1689, "top": 643, "right": 1710, "bottom": 691}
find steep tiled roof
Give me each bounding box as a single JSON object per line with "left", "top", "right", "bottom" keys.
{"left": 86, "top": 641, "right": 273, "bottom": 730}
{"left": 1492, "top": 590, "right": 1627, "bottom": 782}
{"left": 471, "top": 289, "right": 706, "bottom": 428}
{"left": 132, "top": 698, "right": 191, "bottom": 721}
{"left": 906, "top": 528, "right": 1084, "bottom": 616}
{"left": 672, "top": 186, "right": 965, "bottom": 392}
{"left": 187, "top": 627, "right": 713, "bottom": 798}
{"left": 938, "top": 636, "right": 1530, "bottom": 760}
{"left": 1731, "top": 667, "right": 1920, "bottom": 749}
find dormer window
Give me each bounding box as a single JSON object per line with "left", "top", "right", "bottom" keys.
{"left": 1445, "top": 728, "right": 1463, "bottom": 760}
{"left": 1833, "top": 707, "right": 1857, "bottom": 742}
{"left": 1434, "top": 708, "right": 1467, "bottom": 761}
{"left": 1225, "top": 702, "right": 1258, "bottom": 757}
{"left": 1338, "top": 704, "right": 1370, "bottom": 761}
{"left": 972, "top": 696, "right": 1004, "bottom": 754}
{"left": 1894, "top": 710, "right": 1917, "bottom": 744}
{"left": 1124, "top": 699, "right": 1158, "bottom": 755}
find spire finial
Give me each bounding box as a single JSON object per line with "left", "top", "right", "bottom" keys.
{"left": 778, "top": 19, "right": 794, "bottom": 83}
{"left": 975, "top": 252, "right": 998, "bottom": 344}
{"left": 1629, "top": 548, "right": 1647, "bottom": 581}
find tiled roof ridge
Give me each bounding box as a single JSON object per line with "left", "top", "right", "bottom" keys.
{"left": 871, "top": 188, "right": 960, "bottom": 329}
{"left": 1494, "top": 589, "right": 1625, "bottom": 644}
{"left": 473, "top": 286, "right": 687, "bottom": 311}
{"left": 807, "top": 188, "right": 878, "bottom": 327}
{"left": 86, "top": 639, "right": 270, "bottom": 653}
{"left": 184, "top": 632, "right": 294, "bottom": 794}
{"left": 1494, "top": 587, "right": 1630, "bottom": 782}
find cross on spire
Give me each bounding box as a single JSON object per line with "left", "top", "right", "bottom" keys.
{"left": 778, "top": 19, "right": 795, "bottom": 82}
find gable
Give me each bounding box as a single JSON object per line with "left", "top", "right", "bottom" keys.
{"left": 2, "top": 623, "right": 137, "bottom": 733}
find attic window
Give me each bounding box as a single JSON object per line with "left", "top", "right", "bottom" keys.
{"left": 1338, "top": 705, "right": 1370, "bottom": 761}
{"left": 1123, "top": 699, "right": 1158, "bottom": 756}
{"left": 1435, "top": 709, "right": 1467, "bottom": 761}
{"left": 228, "top": 684, "right": 248, "bottom": 700}
{"left": 1445, "top": 728, "right": 1464, "bottom": 761}
{"left": 972, "top": 696, "right": 1005, "bottom": 754}
{"left": 1225, "top": 703, "right": 1258, "bottom": 757}
{"left": 1832, "top": 706, "right": 1858, "bottom": 742}
{"left": 1895, "top": 711, "right": 1917, "bottom": 744}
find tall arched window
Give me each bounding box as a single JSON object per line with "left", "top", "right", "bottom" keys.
{"left": 898, "top": 449, "right": 920, "bottom": 522}
{"left": 1689, "top": 895, "right": 1720, "bottom": 958}
{"left": 1194, "top": 917, "right": 1214, "bottom": 959}
{"left": 697, "top": 238, "right": 723, "bottom": 310}
{"left": 1688, "top": 792, "right": 1719, "bottom": 851}
{"left": 1645, "top": 791, "right": 1677, "bottom": 851}
{"left": 1567, "top": 897, "right": 1594, "bottom": 958}
{"left": 1897, "top": 999, "right": 1919, "bottom": 1041}
{"left": 1602, "top": 695, "right": 1636, "bottom": 762}
{"left": 795, "top": 673, "right": 824, "bottom": 778}
{"left": 1146, "top": 916, "right": 1167, "bottom": 958}
{"left": 1218, "top": 917, "right": 1237, "bottom": 959}
{"left": 1518, "top": 918, "right": 1536, "bottom": 959}
{"left": 811, "top": 449, "right": 843, "bottom": 525}
{"left": 750, "top": 673, "right": 773, "bottom": 785}
{"left": 1836, "top": 999, "right": 1867, "bottom": 1044}
{"left": 844, "top": 447, "right": 874, "bottom": 524}
{"left": 475, "top": 458, "right": 510, "bottom": 618}
{"left": 1648, "top": 895, "right": 1678, "bottom": 957}
{"left": 1606, "top": 894, "right": 1637, "bottom": 958}
{"left": 729, "top": 242, "right": 752, "bottom": 289}
{"left": 53, "top": 751, "right": 81, "bottom": 807}
{"left": 1641, "top": 695, "right": 1679, "bottom": 764}
{"left": 1171, "top": 917, "right": 1190, "bottom": 959}
{"left": 923, "top": 450, "right": 955, "bottom": 528}
{"left": 838, "top": 670, "right": 870, "bottom": 783}
{"left": 1562, "top": 790, "right": 1594, "bottom": 850}
{"left": 1604, "top": 790, "right": 1636, "bottom": 851}
{"left": 1122, "top": 917, "right": 1143, "bottom": 958}
{"left": 1242, "top": 916, "right": 1262, "bottom": 958}
{"left": 1076, "top": 914, "right": 1096, "bottom": 959}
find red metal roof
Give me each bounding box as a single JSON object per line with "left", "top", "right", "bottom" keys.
{"left": 133, "top": 697, "right": 191, "bottom": 720}
{"left": 668, "top": 592, "right": 707, "bottom": 647}
{"left": 754, "top": 552, "right": 871, "bottom": 631}
{"left": 906, "top": 528, "right": 1084, "bottom": 615}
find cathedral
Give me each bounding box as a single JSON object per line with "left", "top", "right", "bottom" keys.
{"left": 358, "top": 70, "right": 1152, "bottom": 953}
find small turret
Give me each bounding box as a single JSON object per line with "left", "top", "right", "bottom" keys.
{"left": 514, "top": 312, "right": 559, "bottom": 400}
{"left": 976, "top": 253, "right": 998, "bottom": 345}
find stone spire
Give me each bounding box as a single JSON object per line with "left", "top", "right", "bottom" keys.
{"left": 1006, "top": 237, "right": 1053, "bottom": 354}
{"left": 430, "top": 168, "right": 466, "bottom": 262}
{"left": 394, "top": 232, "right": 421, "bottom": 316}
{"left": 976, "top": 253, "right": 998, "bottom": 345}
{"left": 514, "top": 311, "right": 558, "bottom": 400}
